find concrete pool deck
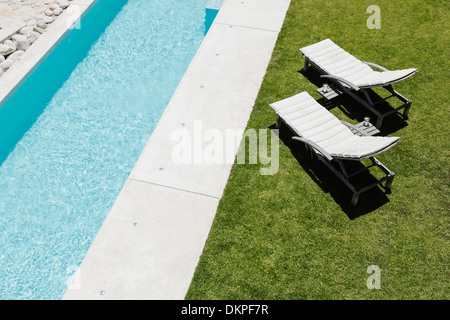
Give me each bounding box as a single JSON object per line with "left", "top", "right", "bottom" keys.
{"left": 63, "top": 0, "right": 291, "bottom": 300}
{"left": 4, "top": 0, "right": 290, "bottom": 300}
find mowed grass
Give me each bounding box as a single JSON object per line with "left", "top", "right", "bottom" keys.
{"left": 186, "top": 0, "right": 449, "bottom": 299}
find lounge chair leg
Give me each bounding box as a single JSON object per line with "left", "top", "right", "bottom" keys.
{"left": 387, "top": 84, "right": 413, "bottom": 120}
{"left": 275, "top": 115, "right": 281, "bottom": 128}
{"left": 303, "top": 59, "right": 310, "bottom": 72}
{"left": 351, "top": 192, "right": 360, "bottom": 206}
{"left": 361, "top": 89, "right": 384, "bottom": 128}
{"left": 403, "top": 101, "right": 412, "bottom": 120}
{"left": 384, "top": 174, "right": 395, "bottom": 194}
{"left": 376, "top": 116, "right": 383, "bottom": 128}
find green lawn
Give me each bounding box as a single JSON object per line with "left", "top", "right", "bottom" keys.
{"left": 186, "top": 0, "right": 449, "bottom": 299}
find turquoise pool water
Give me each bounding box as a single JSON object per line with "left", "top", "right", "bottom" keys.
{"left": 0, "top": 0, "right": 214, "bottom": 300}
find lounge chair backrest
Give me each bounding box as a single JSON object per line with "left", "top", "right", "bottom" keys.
{"left": 300, "top": 39, "right": 374, "bottom": 81}
{"left": 271, "top": 92, "right": 354, "bottom": 142}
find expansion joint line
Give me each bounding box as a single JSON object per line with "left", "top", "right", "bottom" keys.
{"left": 129, "top": 178, "right": 221, "bottom": 200}
{"left": 215, "top": 22, "right": 280, "bottom": 33}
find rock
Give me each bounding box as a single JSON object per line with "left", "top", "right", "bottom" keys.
{"left": 43, "top": 16, "right": 54, "bottom": 24}
{"left": 12, "top": 35, "right": 30, "bottom": 51}
{"left": 4, "top": 40, "right": 15, "bottom": 48}
{"left": 0, "top": 55, "right": 4, "bottom": 63}
{"left": 26, "top": 19, "right": 37, "bottom": 27}
{"left": 0, "top": 41, "right": 16, "bottom": 56}
{"left": 53, "top": 7, "right": 63, "bottom": 16}
{"left": 27, "top": 31, "right": 40, "bottom": 44}
{"left": 20, "top": 26, "right": 35, "bottom": 35}
{"left": 0, "top": 69, "right": 3, "bottom": 77}
{"left": 34, "top": 27, "right": 45, "bottom": 34}
{"left": 45, "top": 9, "right": 54, "bottom": 16}
{"left": 36, "top": 20, "right": 47, "bottom": 29}
{"left": 0, "top": 45, "right": 9, "bottom": 56}
{"left": 57, "top": 0, "right": 70, "bottom": 10}
{"left": 0, "top": 59, "right": 14, "bottom": 72}
{"left": 4, "top": 40, "right": 16, "bottom": 49}
{"left": 7, "top": 50, "right": 25, "bottom": 63}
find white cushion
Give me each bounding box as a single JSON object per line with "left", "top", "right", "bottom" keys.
{"left": 270, "top": 92, "right": 399, "bottom": 159}
{"left": 300, "top": 39, "right": 417, "bottom": 88}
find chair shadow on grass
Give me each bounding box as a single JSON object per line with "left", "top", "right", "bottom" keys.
{"left": 298, "top": 67, "right": 408, "bottom": 136}
{"left": 270, "top": 123, "right": 392, "bottom": 220}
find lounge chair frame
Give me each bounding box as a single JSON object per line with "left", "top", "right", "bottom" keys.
{"left": 275, "top": 115, "right": 397, "bottom": 205}
{"left": 302, "top": 57, "right": 415, "bottom": 128}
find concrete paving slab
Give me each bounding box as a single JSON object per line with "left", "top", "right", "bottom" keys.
{"left": 130, "top": 23, "right": 280, "bottom": 198}
{"left": 216, "top": 0, "right": 291, "bottom": 32}
{"left": 63, "top": 179, "right": 219, "bottom": 300}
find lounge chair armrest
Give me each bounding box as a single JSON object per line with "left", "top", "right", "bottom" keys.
{"left": 340, "top": 121, "right": 370, "bottom": 136}
{"left": 320, "top": 75, "right": 360, "bottom": 91}
{"left": 362, "top": 61, "right": 390, "bottom": 71}
{"left": 292, "top": 136, "right": 334, "bottom": 161}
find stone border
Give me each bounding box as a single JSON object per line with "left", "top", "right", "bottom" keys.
{"left": 0, "top": 0, "right": 98, "bottom": 109}
{"left": 63, "top": 0, "right": 292, "bottom": 300}
{"left": 0, "top": 0, "right": 73, "bottom": 77}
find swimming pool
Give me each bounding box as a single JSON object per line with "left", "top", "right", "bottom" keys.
{"left": 0, "top": 0, "right": 215, "bottom": 300}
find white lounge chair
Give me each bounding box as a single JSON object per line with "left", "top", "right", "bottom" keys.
{"left": 270, "top": 92, "right": 400, "bottom": 205}
{"left": 300, "top": 39, "right": 418, "bottom": 128}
